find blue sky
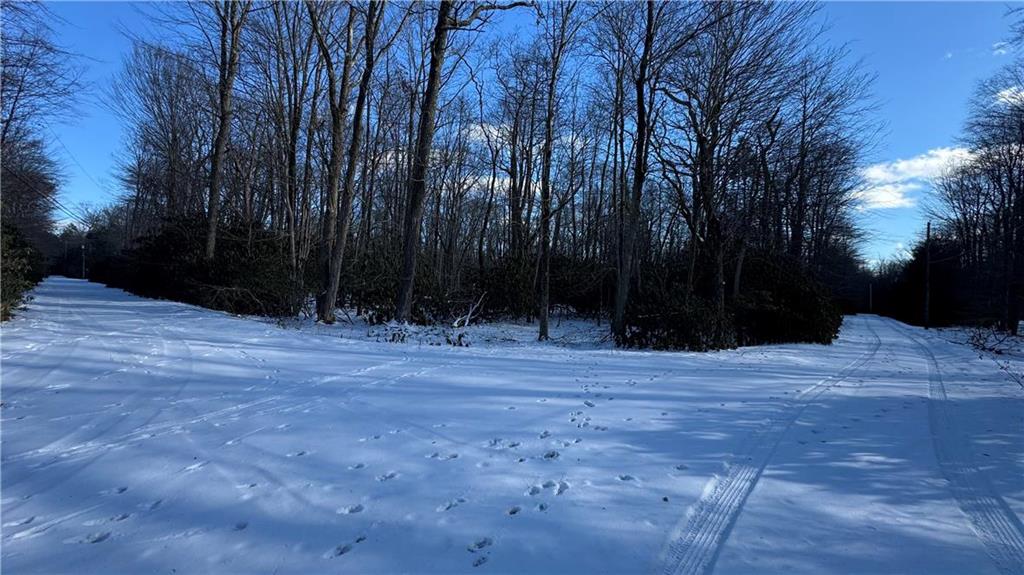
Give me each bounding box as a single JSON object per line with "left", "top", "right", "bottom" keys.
{"left": 46, "top": 1, "right": 1017, "bottom": 264}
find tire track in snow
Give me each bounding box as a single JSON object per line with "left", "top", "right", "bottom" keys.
{"left": 1, "top": 292, "right": 89, "bottom": 400}
{"left": 3, "top": 352, "right": 414, "bottom": 466}
{"left": 1, "top": 307, "right": 195, "bottom": 509}
{"left": 660, "top": 316, "right": 883, "bottom": 575}
{"left": 894, "top": 320, "right": 1024, "bottom": 574}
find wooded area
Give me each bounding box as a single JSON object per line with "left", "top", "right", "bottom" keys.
{"left": 8, "top": 1, "right": 1017, "bottom": 348}
{"left": 874, "top": 10, "right": 1024, "bottom": 333}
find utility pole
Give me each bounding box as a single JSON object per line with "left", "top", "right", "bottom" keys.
{"left": 924, "top": 221, "right": 931, "bottom": 329}
{"left": 81, "top": 244, "right": 86, "bottom": 280}
{"left": 868, "top": 282, "right": 873, "bottom": 314}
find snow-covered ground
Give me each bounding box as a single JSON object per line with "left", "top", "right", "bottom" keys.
{"left": 2, "top": 277, "right": 1022, "bottom": 574}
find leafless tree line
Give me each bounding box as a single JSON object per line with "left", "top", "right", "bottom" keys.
{"left": 930, "top": 53, "right": 1024, "bottom": 332}
{"left": 2, "top": 1, "right": 83, "bottom": 249}
{"left": 104, "top": 0, "right": 872, "bottom": 340}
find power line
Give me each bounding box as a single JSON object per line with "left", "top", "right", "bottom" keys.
{"left": 2, "top": 163, "right": 92, "bottom": 228}
{"left": 44, "top": 123, "right": 121, "bottom": 201}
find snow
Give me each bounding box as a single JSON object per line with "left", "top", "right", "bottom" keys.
{"left": 1, "top": 277, "right": 1022, "bottom": 574}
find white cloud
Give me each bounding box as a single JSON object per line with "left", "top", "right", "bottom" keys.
{"left": 862, "top": 147, "right": 972, "bottom": 183}
{"left": 467, "top": 122, "right": 503, "bottom": 145}
{"left": 997, "top": 86, "right": 1024, "bottom": 106}
{"left": 853, "top": 182, "right": 917, "bottom": 210}
{"left": 857, "top": 147, "right": 972, "bottom": 210}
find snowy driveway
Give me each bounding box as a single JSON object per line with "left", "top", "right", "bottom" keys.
{"left": 1, "top": 277, "right": 1022, "bottom": 574}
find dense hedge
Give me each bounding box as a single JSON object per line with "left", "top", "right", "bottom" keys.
{"left": 87, "top": 218, "right": 845, "bottom": 349}
{"left": 617, "top": 252, "right": 843, "bottom": 351}
{"left": 733, "top": 255, "right": 843, "bottom": 346}
{"left": 618, "top": 296, "right": 735, "bottom": 351}
{"left": 91, "top": 218, "right": 303, "bottom": 317}
{"left": 871, "top": 236, "right": 985, "bottom": 328}
{"left": 1, "top": 225, "right": 45, "bottom": 320}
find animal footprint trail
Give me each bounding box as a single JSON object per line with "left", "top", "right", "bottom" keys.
{"left": 468, "top": 537, "right": 493, "bottom": 552}
{"left": 534, "top": 480, "right": 570, "bottom": 496}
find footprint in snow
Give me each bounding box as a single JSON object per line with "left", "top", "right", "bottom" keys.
{"left": 338, "top": 504, "right": 364, "bottom": 514}
{"left": 527, "top": 486, "right": 541, "bottom": 496}
{"left": 349, "top": 463, "right": 365, "bottom": 470}
{"left": 68, "top": 531, "right": 111, "bottom": 544}
{"left": 376, "top": 471, "right": 398, "bottom": 482}
{"left": 183, "top": 461, "right": 207, "bottom": 473}
{"left": 101, "top": 486, "right": 129, "bottom": 496}
{"left": 437, "top": 498, "right": 467, "bottom": 512}
{"left": 3, "top": 516, "right": 34, "bottom": 527}
{"left": 473, "top": 556, "right": 488, "bottom": 567}
{"left": 674, "top": 464, "right": 689, "bottom": 471}
{"left": 328, "top": 535, "right": 366, "bottom": 558}
{"left": 556, "top": 481, "right": 569, "bottom": 495}
{"left": 333, "top": 543, "right": 354, "bottom": 556}
{"left": 617, "top": 474, "right": 636, "bottom": 481}
{"left": 468, "top": 537, "right": 493, "bottom": 552}
{"left": 84, "top": 513, "right": 130, "bottom": 526}
{"left": 287, "top": 450, "right": 307, "bottom": 457}
{"left": 539, "top": 430, "right": 551, "bottom": 439}
{"left": 507, "top": 506, "right": 521, "bottom": 516}
{"left": 234, "top": 521, "right": 248, "bottom": 531}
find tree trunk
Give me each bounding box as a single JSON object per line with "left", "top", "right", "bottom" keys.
{"left": 205, "top": 1, "right": 249, "bottom": 261}
{"left": 612, "top": 0, "right": 654, "bottom": 339}
{"left": 394, "top": 0, "right": 452, "bottom": 322}
{"left": 320, "top": 1, "right": 385, "bottom": 324}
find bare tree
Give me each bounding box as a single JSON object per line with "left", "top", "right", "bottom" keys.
{"left": 203, "top": 0, "right": 252, "bottom": 261}
{"left": 394, "top": 0, "right": 530, "bottom": 323}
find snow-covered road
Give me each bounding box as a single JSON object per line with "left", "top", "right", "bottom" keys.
{"left": 2, "top": 277, "right": 1022, "bottom": 574}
